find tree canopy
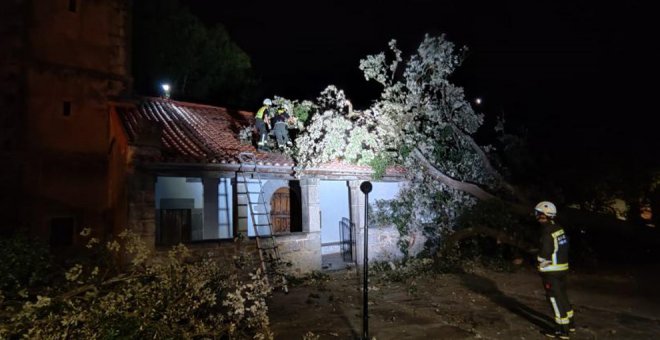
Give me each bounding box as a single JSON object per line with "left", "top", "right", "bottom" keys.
{"left": 288, "top": 35, "right": 526, "bottom": 255}
{"left": 132, "top": 0, "right": 258, "bottom": 108}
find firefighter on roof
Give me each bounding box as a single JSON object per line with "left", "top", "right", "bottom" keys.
{"left": 271, "top": 105, "right": 292, "bottom": 149}
{"left": 255, "top": 98, "right": 272, "bottom": 150}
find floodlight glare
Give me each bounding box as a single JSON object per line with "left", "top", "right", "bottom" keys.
{"left": 161, "top": 83, "right": 171, "bottom": 99}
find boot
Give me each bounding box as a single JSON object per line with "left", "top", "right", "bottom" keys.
{"left": 568, "top": 319, "right": 576, "bottom": 333}
{"left": 257, "top": 135, "right": 267, "bottom": 151}
{"left": 543, "top": 326, "right": 570, "bottom": 339}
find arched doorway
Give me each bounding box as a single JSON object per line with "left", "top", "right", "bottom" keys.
{"left": 270, "top": 187, "right": 290, "bottom": 234}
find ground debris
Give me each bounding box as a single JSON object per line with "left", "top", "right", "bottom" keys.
{"left": 269, "top": 265, "right": 660, "bottom": 340}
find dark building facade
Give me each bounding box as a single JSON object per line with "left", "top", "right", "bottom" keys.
{"left": 0, "top": 0, "right": 131, "bottom": 245}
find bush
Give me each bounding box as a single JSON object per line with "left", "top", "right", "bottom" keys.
{"left": 1, "top": 230, "right": 274, "bottom": 339}
{"left": 0, "top": 234, "right": 53, "bottom": 298}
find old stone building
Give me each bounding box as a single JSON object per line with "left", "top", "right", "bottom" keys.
{"left": 112, "top": 97, "right": 414, "bottom": 275}
{"left": 1, "top": 1, "right": 416, "bottom": 275}
{"left": 0, "top": 0, "right": 131, "bottom": 244}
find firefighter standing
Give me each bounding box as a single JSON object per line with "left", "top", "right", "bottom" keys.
{"left": 535, "top": 201, "right": 574, "bottom": 339}
{"left": 255, "top": 99, "right": 272, "bottom": 150}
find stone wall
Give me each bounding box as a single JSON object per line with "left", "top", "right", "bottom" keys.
{"left": 175, "top": 240, "right": 260, "bottom": 269}
{"left": 276, "top": 232, "right": 322, "bottom": 276}
{"left": 127, "top": 169, "right": 156, "bottom": 248}
{"left": 149, "top": 234, "right": 318, "bottom": 277}
{"left": 355, "top": 226, "right": 427, "bottom": 263}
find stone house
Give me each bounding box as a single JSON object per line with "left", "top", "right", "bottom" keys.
{"left": 111, "top": 97, "right": 417, "bottom": 275}
{"left": 0, "top": 0, "right": 419, "bottom": 274}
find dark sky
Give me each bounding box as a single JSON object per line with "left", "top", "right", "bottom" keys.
{"left": 181, "top": 0, "right": 658, "bottom": 174}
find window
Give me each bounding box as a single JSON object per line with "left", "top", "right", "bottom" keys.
{"left": 50, "top": 217, "right": 75, "bottom": 247}
{"left": 62, "top": 101, "right": 71, "bottom": 117}
{"left": 156, "top": 177, "right": 202, "bottom": 244}
{"left": 159, "top": 209, "right": 192, "bottom": 245}
{"left": 68, "top": 0, "right": 77, "bottom": 13}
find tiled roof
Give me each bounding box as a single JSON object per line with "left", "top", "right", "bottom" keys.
{"left": 115, "top": 97, "right": 294, "bottom": 167}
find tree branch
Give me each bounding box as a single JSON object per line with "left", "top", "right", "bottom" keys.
{"left": 411, "top": 148, "right": 498, "bottom": 201}
{"left": 55, "top": 273, "right": 141, "bottom": 301}
{"left": 448, "top": 124, "right": 522, "bottom": 201}
{"left": 411, "top": 148, "right": 530, "bottom": 214}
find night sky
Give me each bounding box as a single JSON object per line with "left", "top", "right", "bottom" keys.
{"left": 180, "top": 1, "right": 658, "bottom": 178}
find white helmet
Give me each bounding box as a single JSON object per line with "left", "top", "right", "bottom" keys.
{"left": 535, "top": 201, "right": 557, "bottom": 217}
{"left": 263, "top": 98, "right": 272, "bottom": 106}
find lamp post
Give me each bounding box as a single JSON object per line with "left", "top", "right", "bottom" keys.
{"left": 360, "top": 181, "right": 372, "bottom": 340}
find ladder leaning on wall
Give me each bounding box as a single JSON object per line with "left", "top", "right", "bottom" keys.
{"left": 236, "top": 152, "right": 288, "bottom": 293}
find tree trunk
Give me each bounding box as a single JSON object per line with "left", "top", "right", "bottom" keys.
{"left": 436, "top": 225, "right": 537, "bottom": 258}
{"left": 411, "top": 148, "right": 530, "bottom": 215}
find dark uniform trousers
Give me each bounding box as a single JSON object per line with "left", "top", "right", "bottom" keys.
{"left": 541, "top": 271, "right": 573, "bottom": 328}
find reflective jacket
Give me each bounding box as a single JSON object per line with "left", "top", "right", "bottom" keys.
{"left": 256, "top": 105, "right": 268, "bottom": 120}
{"left": 537, "top": 221, "right": 569, "bottom": 272}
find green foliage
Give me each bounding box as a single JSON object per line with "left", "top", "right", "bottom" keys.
{"left": 293, "top": 36, "right": 502, "bottom": 255}
{"left": 269, "top": 96, "right": 313, "bottom": 129}
{"left": 292, "top": 101, "right": 313, "bottom": 124}
{"left": 133, "top": 0, "right": 258, "bottom": 107}
{"left": 294, "top": 86, "right": 383, "bottom": 166}
{"left": 372, "top": 192, "right": 415, "bottom": 258}
{"left": 0, "top": 234, "right": 53, "bottom": 298}
{"left": 1, "top": 231, "right": 274, "bottom": 339}
{"left": 368, "top": 154, "right": 392, "bottom": 180}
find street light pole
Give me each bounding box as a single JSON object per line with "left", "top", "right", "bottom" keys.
{"left": 360, "top": 181, "right": 372, "bottom": 340}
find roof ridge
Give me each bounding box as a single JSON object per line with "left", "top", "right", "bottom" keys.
{"left": 140, "top": 96, "right": 254, "bottom": 114}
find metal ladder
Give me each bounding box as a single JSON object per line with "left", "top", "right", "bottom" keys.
{"left": 236, "top": 152, "right": 288, "bottom": 293}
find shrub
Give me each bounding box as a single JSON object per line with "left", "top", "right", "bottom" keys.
{"left": 0, "top": 234, "right": 53, "bottom": 298}
{"left": 1, "top": 230, "right": 274, "bottom": 339}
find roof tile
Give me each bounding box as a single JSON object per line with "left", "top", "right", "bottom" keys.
{"left": 115, "top": 97, "right": 294, "bottom": 166}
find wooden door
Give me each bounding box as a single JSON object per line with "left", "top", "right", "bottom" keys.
{"left": 270, "top": 187, "right": 290, "bottom": 234}
{"left": 160, "top": 209, "right": 191, "bottom": 245}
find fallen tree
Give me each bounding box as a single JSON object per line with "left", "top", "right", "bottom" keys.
{"left": 291, "top": 35, "right": 533, "bottom": 258}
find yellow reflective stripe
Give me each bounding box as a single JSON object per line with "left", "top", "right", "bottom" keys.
{"left": 567, "top": 310, "right": 574, "bottom": 318}
{"left": 550, "top": 297, "right": 561, "bottom": 318}
{"left": 551, "top": 230, "right": 564, "bottom": 238}
{"left": 556, "top": 317, "right": 570, "bottom": 325}
{"left": 551, "top": 230, "right": 564, "bottom": 265}
{"left": 550, "top": 297, "right": 570, "bottom": 324}
{"left": 540, "top": 263, "right": 569, "bottom": 272}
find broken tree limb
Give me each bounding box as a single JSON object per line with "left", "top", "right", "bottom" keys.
{"left": 437, "top": 226, "right": 537, "bottom": 258}
{"left": 55, "top": 273, "right": 139, "bottom": 301}
{"left": 411, "top": 148, "right": 498, "bottom": 201}
{"left": 448, "top": 124, "right": 522, "bottom": 200}
{"left": 411, "top": 147, "right": 530, "bottom": 215}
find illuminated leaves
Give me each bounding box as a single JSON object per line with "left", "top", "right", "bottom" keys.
{"left": 3, "top": 231, "right": 274, "bottom": 339}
